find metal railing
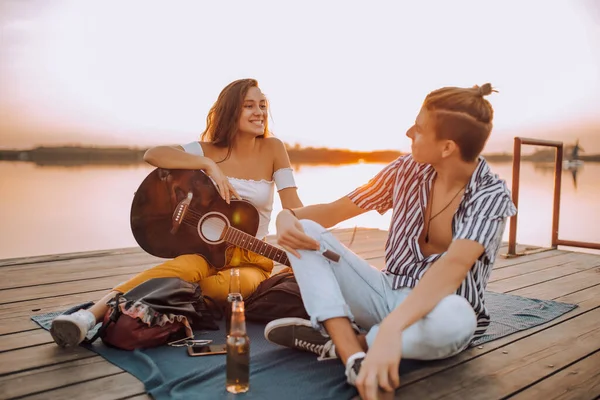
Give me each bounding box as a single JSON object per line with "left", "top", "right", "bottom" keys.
{"left": 507, "top": 137, "right": 600, "bottom": 256}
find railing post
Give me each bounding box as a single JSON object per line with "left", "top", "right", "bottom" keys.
{"left": 551, "top": 144, "right": 563, "bottom": 248}
{"left": 507, "top": 137, "right": 599, "bottom": 254}
{"left": 508, "top": 138, "right": 522, "bottom": 256}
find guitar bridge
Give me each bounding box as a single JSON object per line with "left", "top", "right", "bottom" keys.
{"left": 171, "top": 191, "right": 193, "bottom": 234}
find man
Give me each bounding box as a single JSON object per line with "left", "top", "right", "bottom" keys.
{"left": 264, "top": 83, "right": 517, "bottom": 400}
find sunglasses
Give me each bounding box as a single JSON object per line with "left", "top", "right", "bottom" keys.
{"left": 167, "top": 337, "right": 213, "bottom": 347}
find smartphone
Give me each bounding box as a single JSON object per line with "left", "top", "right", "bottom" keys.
{"left": 187, "top": 343, "right": 227, "bottom": 357}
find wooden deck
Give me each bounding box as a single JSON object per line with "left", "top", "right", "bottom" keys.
{"left": 0, "top": 227, "right": 599, "bottom": 399}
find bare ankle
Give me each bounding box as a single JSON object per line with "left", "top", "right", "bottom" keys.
{"left": 322, "top": 318, "right": 364, "bottom": 365}
{"left": 89, "top": 291, "right": 120, "bottom": 323}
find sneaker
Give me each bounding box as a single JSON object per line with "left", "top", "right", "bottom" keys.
{"left": 264, "top": 317, "right": 337, "bottom": 360}
{"left": 50, "top": 310, "right": 96, "bottom": 347}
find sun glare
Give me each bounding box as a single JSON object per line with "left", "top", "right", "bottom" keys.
{"left": 1, "top": 1, "right": 598, "bottom": 152}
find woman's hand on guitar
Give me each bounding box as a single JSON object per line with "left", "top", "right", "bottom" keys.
{"left": 275, "top": 210, "right": 320, "bottom": 258}
{"left": 204, "top": 160, "right": 241, "bottom": 204}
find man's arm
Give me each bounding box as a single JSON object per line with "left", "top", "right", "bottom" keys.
{"left": 384, "top": 190, "right": 516, "bottom": 332}
{"left": 354, "top": 239, "right": 486, "bottom": 400}
{"left": 275, "top": 198, "right": 366, "bottom": 257}
{"left": 286, "top": 155, "right": 407, "bottom": 228}
{"left": 276, "top": 156, "right": 404, "bottom": 256}
{"left": 285, "top": 196, "right": 366, "bottom": 228}
{"left": 382, "top": 239, "right": 484, "bottom": 333}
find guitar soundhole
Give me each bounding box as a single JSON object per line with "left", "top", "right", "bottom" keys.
{"left": 198, "top": 212, "right": 228, "bottom": 244}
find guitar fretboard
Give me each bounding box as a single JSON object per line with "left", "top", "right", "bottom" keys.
{"left": 224, "top": 227, "right": 290, "bottom": 266}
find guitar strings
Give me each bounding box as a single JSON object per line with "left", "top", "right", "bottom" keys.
{"left": 177, "top": 208, "right": 287, "bottom": 260}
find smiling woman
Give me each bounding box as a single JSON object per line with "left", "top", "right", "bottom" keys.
{"left": 47, "top": 78, "right": 305, "bottom": 349}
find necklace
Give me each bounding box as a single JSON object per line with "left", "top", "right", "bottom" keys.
{"left": 424, "top": 183, "right": 467, "bottom": 243}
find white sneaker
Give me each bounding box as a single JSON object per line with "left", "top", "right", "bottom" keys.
{"left": 50, "top": 310, "right": 96, "bottom": 347}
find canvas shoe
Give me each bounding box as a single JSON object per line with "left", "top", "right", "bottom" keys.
{"left": 50, "top": 309, "right": 96, "bottom": 347}
{"left": 264, "top": 317, "right": 337, "bottom": 360}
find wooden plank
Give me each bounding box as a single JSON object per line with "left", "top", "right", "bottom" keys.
{"left": 491, "top": 251, "right": 586, "bottom": 279}
{"left": 0, "top": 290, "right": 106, "bottom": 321}
{"left": 397, "top": 284, "right": 600, "bottom": 387}
{"left": 0, "top": 343, "right": 95, "bottom": 376}
{"left": 0, "top": 257, "right": 160, "bottom": 290}
{"left": 510, "top": 266, "right": 600, "bottom": 300}
{"left": 488, "top": 252, "right": 600, "bottom": 289}
{"left": 1, "top": 263, "right": 159, "bottom": 292}
{"left": 0, "top": 274, "right": 137, "bottom": 305}
{"left": 493, "top": 249, "right": 565, "bottom": 269}
{"left": 0, "top": 316, "right": 39, "bottom": 335}
{"left": 0, "top": 248, "right": 144, "bottom": 268}
{"left": 509, "top": 351, "right": 600, "bottom": 400}
{"left": 0, "top": 251, "right": 159, "bottom": 275}
{"left": 396, "top": 307, "right": 600, "bottom": 399}
{"left": 19, "top": 372, "right": 145, "bottom": 400}
{"left": 0, "top": 357, "right": 120, "bottom": 399}
{"left": 0, "top": 329, "right": 52, "bottom": 352}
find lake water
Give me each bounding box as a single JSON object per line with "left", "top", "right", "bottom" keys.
{"left": 1, "top": 160, "right": 599, "bottom": 260}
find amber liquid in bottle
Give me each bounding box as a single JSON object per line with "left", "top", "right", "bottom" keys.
{"left": 226, "top": 300, "right": 250, "bottom": 393}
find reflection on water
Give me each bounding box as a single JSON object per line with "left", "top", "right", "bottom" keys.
{"left": 0, "top": 160, "right": 599, "bottom": 259}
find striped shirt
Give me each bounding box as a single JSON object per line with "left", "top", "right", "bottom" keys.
{"left": 347, "top": 155, "right": 517, "bottom": 340}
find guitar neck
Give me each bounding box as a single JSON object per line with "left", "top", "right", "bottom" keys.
{"left": 224, "top": 227, "right": 290, "bottom": 267}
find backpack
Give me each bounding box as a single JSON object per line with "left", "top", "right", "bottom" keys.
{"left": 87, "top": 277, "right": 221, "bottom": 350}
{"left": 244, "top": 271, "right": 310, "bottom": 323}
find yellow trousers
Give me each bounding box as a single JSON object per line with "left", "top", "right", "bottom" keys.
{"left": 113, "top": 247, "right": 273, "bottom": 306}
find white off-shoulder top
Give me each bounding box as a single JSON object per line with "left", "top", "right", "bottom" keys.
{"left": 181, "top": 141, "right": 296, "bottom": 239}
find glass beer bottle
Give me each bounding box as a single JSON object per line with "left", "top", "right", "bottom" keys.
{"left": 226, "top": 300, "right": 250, "bottom": 394}
{"left": 226, "top": 268, "right": 243, "bottom": 335}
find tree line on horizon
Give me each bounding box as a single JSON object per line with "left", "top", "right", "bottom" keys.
{"left": 0, "top": 143, "right": 598, "bottom": 166}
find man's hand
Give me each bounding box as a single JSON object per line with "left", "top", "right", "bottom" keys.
{"left": 355, "top": 325, "right": 402, "bottom": 400}
{"left": 275, "top": 210, "right": 319, "bottom": 258}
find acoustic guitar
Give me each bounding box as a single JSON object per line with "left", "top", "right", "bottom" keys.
{"left": 130, "top": 168, "right": 290, "bottom": 268}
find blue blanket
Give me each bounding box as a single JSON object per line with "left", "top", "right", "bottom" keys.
{"left": 32, "top": 291, "right": 576, "bottom": 400}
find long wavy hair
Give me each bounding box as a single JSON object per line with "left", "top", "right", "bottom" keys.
{"left": 200, "top": 78, "right": 270, "bottom": 162}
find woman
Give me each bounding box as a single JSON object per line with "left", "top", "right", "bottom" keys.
{"left": 50, "top": 78, "right": 303, "bottom": 347}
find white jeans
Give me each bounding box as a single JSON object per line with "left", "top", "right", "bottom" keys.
{"left": 289, "top": 220, "right": 477, "bottom": 360}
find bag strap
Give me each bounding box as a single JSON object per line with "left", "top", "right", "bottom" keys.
{"left": 84, "top": 293, "right": 124, "bottom": 344}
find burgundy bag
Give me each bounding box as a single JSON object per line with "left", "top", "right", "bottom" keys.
{"left": 87, "top": 277, "right": 221, "bottom": 350}
{"left": 244, "top": 271, "right": 310, "bottom": 323}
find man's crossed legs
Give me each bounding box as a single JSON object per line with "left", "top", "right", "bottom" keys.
{"left": 265, "top": 220, "right": 477, "bottom": 385}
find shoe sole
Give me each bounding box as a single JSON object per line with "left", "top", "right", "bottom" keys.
{"left": 50, "top": 319, "right": 84, "bottom": 347}
{"left": 264, "top": 317, "right": 313, "bottom": 342}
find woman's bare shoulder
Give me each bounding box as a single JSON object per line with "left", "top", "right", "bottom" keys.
{"left": 260, "top": 137, "right": 287, "bottom": 154}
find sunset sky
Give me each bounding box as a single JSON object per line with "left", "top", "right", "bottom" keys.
{"left": 1, "top": 0, "right": 599, "bottom": 153}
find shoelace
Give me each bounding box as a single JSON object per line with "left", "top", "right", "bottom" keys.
{"left": 294, "top": 338, "right": 335, "bottom": 361}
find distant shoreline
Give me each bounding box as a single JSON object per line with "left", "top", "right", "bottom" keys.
{"left": 0, "top": 145, "right": 598, "bottom": 167}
